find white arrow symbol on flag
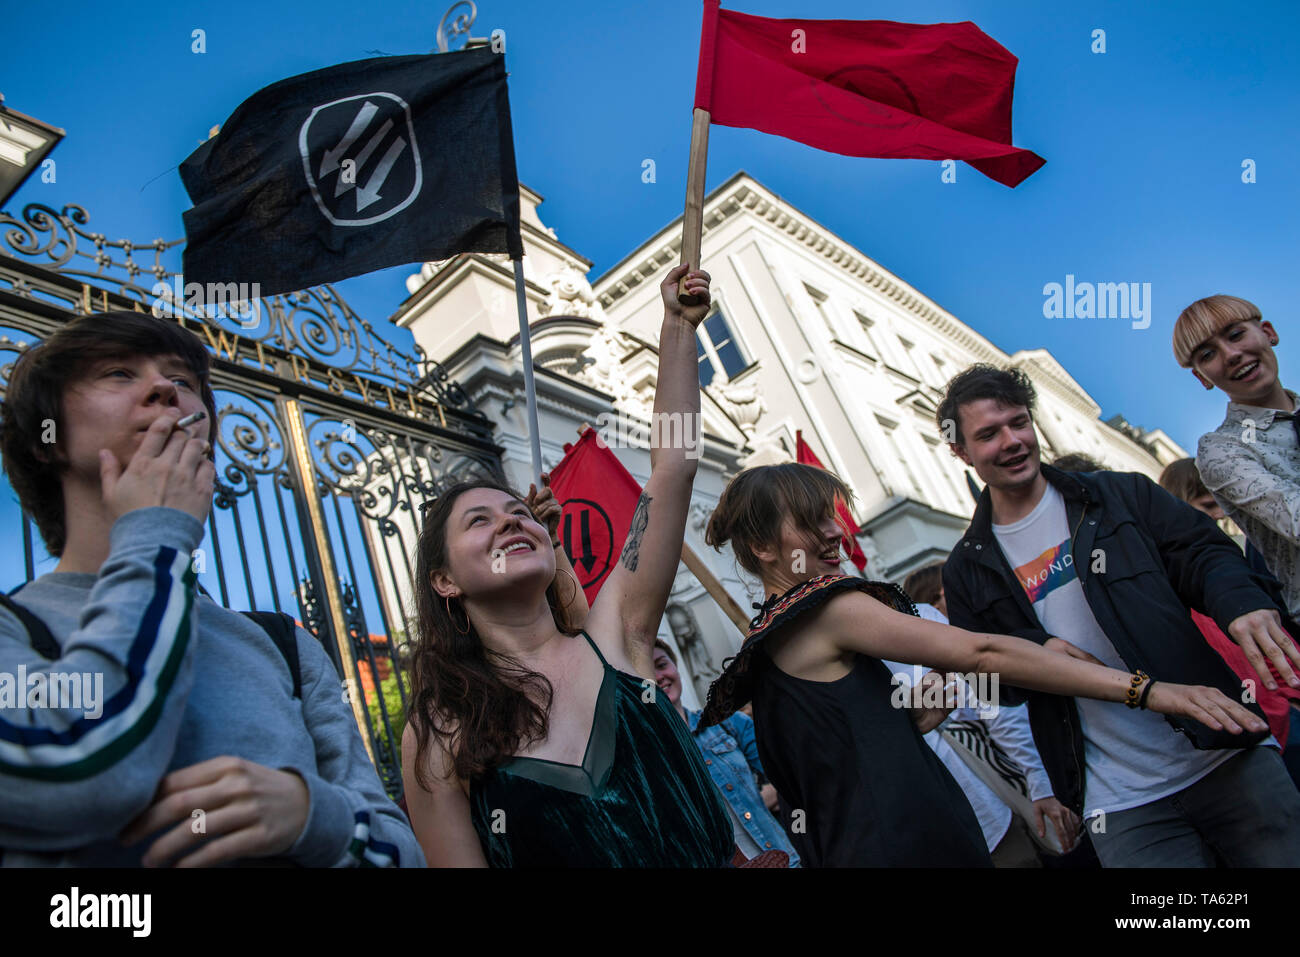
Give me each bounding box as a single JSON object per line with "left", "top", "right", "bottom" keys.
{"left": 355, "top": 136, "right": 408, "bottom": 212}
{"left": 334, "top": 117, "right": 394, "bottom": 198}
{"left": 319, "top": 100, "right": 379, "bottom": 178}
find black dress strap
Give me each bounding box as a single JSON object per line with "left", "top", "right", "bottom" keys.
{"left": 577, "top": 629, "right": 610, "bottom": 669}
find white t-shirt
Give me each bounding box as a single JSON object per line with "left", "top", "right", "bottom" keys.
{"left": 990, "top": 483, "right": 1235, "bottom": 816}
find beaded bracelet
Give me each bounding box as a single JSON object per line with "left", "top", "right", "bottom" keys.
{"left": 1138, "top": 678, "right": 1156, "bottom": 710}
{"left": 1124, "top": 670, "right": 1151, "bottom": 709}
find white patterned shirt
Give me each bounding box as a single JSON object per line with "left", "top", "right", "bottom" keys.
{"left": 1196, "top": 389, "right": 1300, "bottom": 616}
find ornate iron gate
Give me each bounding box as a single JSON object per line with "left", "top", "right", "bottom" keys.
{"left": 0, "top": 202, "right": 505, "bottom": 799}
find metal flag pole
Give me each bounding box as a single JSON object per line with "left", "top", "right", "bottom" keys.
{"left": 430, "top": 3, "right": 536, "bottom": 475}
{"left": 513, "top": 256, "right": 544, "bottom": 479}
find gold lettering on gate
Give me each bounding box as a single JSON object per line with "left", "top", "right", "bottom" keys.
{"left": 200, "top": 326, "right": 242, "bottom": 362}
{"left": 289, "top": 355, "right": 311, "bottom": 385}
{"left": 107, "top": 302, "right": 445, "bottom": 422}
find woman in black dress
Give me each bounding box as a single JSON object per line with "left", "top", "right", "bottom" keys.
{"left": 698, "top": 463, "right": 1265, "bottom": 867}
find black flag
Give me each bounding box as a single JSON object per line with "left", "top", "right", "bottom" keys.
{"left": 180, "top": 48, "right": 523, "bottom": 296}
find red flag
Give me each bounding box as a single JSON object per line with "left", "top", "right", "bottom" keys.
{"left": 549, "top": 428, "right": 644, "bottom": 604}
{"left": 694, "top": 2, "right": 1044, "bottom": 187}
{"left": 795, "top": 431, "right": 868, "bottom": 572}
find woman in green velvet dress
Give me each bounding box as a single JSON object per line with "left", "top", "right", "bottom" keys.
{"left": 399, "top": 263, "right": 733, "bottom": 867}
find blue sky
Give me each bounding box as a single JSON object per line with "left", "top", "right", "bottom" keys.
{"left": 5, "top": 0, "right": 1298, "bottom": 459}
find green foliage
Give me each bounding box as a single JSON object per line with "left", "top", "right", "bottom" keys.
{"left": 364, "top": 670, "right": 408, "bottom": 754}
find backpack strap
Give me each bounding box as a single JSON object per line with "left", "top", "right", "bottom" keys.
{"left": 0, "top": 591, "right": 61, "bottom": 660}
{"left": 241, "top": 611, "right": 302, "bottom": 700}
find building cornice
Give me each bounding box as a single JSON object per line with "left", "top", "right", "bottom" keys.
{"left": 1008, "top": 349, "right": 1102, "bottom": 419}
{"left": 592, "top": 171, "right": 1007, "bottom": 366}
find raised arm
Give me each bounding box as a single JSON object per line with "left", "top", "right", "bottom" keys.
{"left": 584, "top": 263, "right": 712, "bottom": 676}
{"left": 820, "top": 591, "right": 1269, "bottom": 736}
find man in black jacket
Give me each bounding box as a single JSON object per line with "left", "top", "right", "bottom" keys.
{"left": 937, "top": 364, "right": 1300, "bottom": 867}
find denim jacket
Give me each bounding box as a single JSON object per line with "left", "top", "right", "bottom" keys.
{"left": 686, "top": 708, "right": 800, "bottom": 866}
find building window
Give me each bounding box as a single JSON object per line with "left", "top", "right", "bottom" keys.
{"left": 853, "top": 310, "right": 880, "bottom": 359}
{"left": 896, "top": 336, "right": 923, "bottom": 379}
{"left": 931, "top": 353, "right": 949, "bottom": 388}
{"left": 924, "top": 436, "right": 963, "bottom": 507}
{"left": 878, "top": 416, "right": 924, "bottom": 498}
{"left": 804, "top": 284, "right": 836, "bottom": 339}
{"left": 697, "top": 309, "right": 747, "bottom": 386}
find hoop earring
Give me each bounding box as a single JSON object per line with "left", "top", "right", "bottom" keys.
{"left": 445, "top": 594, "right": 471, "bottom": 635}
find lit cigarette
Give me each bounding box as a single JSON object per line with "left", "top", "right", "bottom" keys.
{"left": 175, "top": 410, "right": 207, "bottom": 431}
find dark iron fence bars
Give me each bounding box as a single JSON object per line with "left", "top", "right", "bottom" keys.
{"left": 0, "top": 202, "right": 505, "bottom": 799}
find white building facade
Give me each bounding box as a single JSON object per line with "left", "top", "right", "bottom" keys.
{"left": 592, "top": 172, "right": 1185, "bottom": 580}
{"left": 393, "top": 172, "right": 1186, "bottom": 702}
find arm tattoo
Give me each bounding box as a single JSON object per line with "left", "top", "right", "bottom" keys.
{"left": 620, "top": 493, "right": 652, "bottom": 572}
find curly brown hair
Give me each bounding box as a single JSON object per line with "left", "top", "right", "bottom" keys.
{"left": 406, "top": 478, "right": 582, "bottom": 786}
{"left": 936, "top": 364, "right": 1037, "bottom": 446}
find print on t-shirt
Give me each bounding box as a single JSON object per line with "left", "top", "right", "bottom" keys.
{"left": 1015, "top": 538, "right": 1076, "bottom": 604}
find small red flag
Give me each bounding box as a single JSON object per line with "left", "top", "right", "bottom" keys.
{"left": 549, "top": 428, "right": 644, "bottom": 604}
{"left": 795, "top": 431, "right": 868, "bottom": 572}
{"left": 694, "top": 2, "right": 1045, "bottom": 187}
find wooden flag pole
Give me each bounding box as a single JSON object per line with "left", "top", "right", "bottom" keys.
{"left": 680, "top": 542, "right": 751, "bottom": 637}
{"left": 513, "top": 257, "right": 544, "bottom": 479}
{"left": 677, "top": 106, "right": 711, "bottom": 304}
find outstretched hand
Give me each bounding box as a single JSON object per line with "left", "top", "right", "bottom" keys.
{"left": 662, "top": 263, "right": 712, "bottom": 328}
{"left": 1144, "top": 682, "right": 1269, "bottom": 736}
{"left": 1227, "top": 608, "right": 1300, "bottom": 691}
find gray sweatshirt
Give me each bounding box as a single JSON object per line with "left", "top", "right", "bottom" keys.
{"left": 0, "top": 507, "right": 424, "bottom": 867}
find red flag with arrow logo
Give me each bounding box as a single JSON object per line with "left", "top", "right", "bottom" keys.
{"left": 549, "top": 427, "right": 644, "bottom": 604}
